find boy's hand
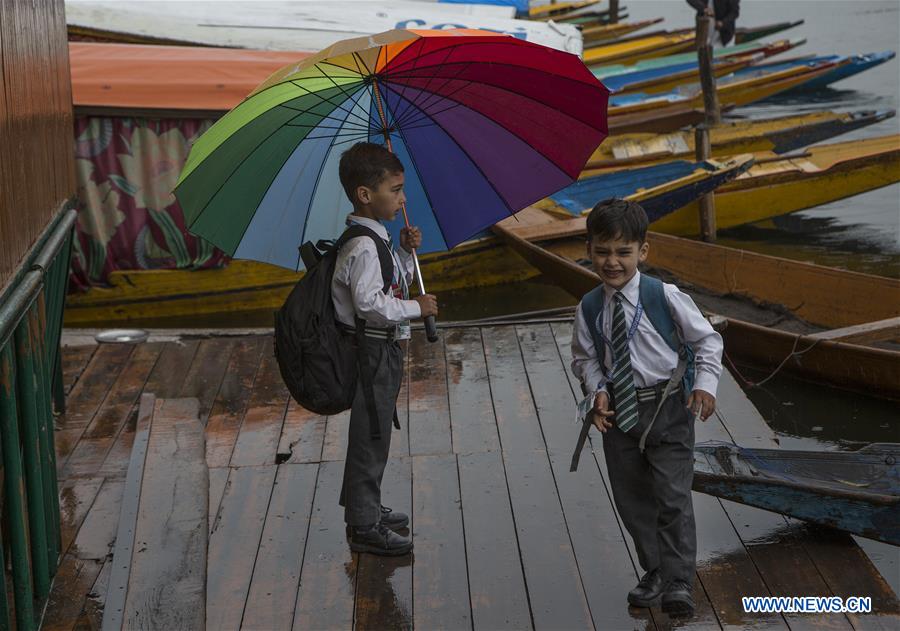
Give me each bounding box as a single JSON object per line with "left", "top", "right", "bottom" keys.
{"left": 686, "top": 390, "right": 716, "bottom": 422}
{"left": 592, "top": 391, "right": 614, "bottom": 433}
{"left": 414, "top": 294, "right": 438, "bottom": 318}
{"left": 400, "top": 226, "right": 422, "bottom": 253}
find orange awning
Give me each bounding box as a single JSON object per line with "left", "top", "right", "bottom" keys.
{"left": 70, "top": 42, "right": 311, "bottom": 112}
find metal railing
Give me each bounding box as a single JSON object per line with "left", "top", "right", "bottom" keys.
{"left": 0, "top": 206, "right": 76, "bottom": 630}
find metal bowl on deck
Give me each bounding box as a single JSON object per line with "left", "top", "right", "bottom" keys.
{"left": 94, "top": 329, "right": 149, "bottom": 344}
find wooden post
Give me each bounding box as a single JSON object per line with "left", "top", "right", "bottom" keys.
{"left": 695, "top": 15, "right": 721, "bottom": 125}
{"left": 695, "top": 124, "right": 717, "bottom": 242}
{"left": 609, "top": 0, "right": 619, "bottom": 24}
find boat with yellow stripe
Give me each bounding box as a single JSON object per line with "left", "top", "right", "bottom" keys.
{"left": 607, "top": 59, "right": 846, "bottom": 133}
{"left": 583, "top": 31, "right": 697, "bottom": 66}
{"left": 583, "top": 110, "right": 895, "bottom": 173}
{"left": 582, "top": 19, "right": 663, "bottom": 45}
{"left": 536, "top": 135, "right": 900, "bottom": 237}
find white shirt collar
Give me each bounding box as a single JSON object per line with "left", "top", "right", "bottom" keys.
{"left": 346, "top": 214, "right": 389, "bottom": 241}
{"left": 603, "top": 270, "right": 641, "bottom": 307}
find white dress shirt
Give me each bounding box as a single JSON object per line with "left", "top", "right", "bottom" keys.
{"left": 571, "top": 271, "right": 723, "bottom": 397}
{"left": 331, "top": 215, "right": 421, "bottom": 328}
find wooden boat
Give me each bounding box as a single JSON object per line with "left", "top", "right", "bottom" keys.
{"left": 582, "top": 18, "right": 663, "bottom": 45}
{"left": 529, "top": 0, "right": 624, "bottom": 24}
{"left": 583, "top": 32, "right": 697, "bottom": 67}
{"left": 601, "top": 55, "right": 760, "bottom": 95}
{"left": 693, "top": 442, "right": 900, "bottom": 544}
{"left": 583, "top": 110, "right": 896, "bottom": 172}
{"left": 607, "top": 60, "right": 847, "bottom": 133}
{"left": 734, "top": 20, "right": 804, "bottom": 44}
{"left": 541, "top": 155, "right": 754, "bottom": 221}
{"left": 63, "top": 157, "right": 751, "bottom": 328}
{"left": 559, "top": 136, "right": 900, "bottom": 235}
{"left": 490, "top": 208, "right": 900, "bottom": 399}
{"left": 649, "top": 134, "right": 900, "bottom": 236}
{"left": 592, "top": 38, "right": 807, "bottom": 79}
{"left": 734, "top": 52, "right": 898, "bottom": 92}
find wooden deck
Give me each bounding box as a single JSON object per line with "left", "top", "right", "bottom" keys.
{"left": 45, "top": 325, "right": 900, "bottom": 630}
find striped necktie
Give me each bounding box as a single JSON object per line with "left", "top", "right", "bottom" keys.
{"left": 610, "top": 292, "right": 639, "bottom": 433}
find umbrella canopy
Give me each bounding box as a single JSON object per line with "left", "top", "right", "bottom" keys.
{"left": 175, "top": 28, "right": 609, "bottom": 271}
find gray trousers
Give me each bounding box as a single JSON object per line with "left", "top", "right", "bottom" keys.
{"left": 339, "top": 338, "right": 403, "bottom": 526}
{"left": 602, "top": 392, "right": 697, "bottom": 584}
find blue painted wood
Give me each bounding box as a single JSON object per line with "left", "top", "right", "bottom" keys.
{"left": 693, "top": 442, "right": 900, "bottom": 545}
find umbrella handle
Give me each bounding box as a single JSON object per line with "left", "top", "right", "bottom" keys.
{"left": 409, "top": 248, "right": 439, "bottom": 343}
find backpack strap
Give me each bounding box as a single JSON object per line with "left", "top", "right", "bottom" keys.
{"left": 336, "top": 224, "right": 393, "bottom": 294}
{"left": 638, "top": 274, "right": 695, "bottom": 395}
{"left": 579, "top": 284, "right": 609, "bottom": 391}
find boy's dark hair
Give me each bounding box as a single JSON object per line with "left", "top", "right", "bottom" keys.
{"left": 339, "top": 142, "right": 404, "bottom": 205}
{"left": 585, "top": 198, "right": 649, "bottom": 244}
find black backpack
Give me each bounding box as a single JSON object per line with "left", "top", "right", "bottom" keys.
{"left": 274, "top": 224, "right": 393, "bottom": 430}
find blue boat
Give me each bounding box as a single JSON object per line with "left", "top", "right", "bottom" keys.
{"left": 539, "top": 155, "right": 754, "bottom": 220}
{"left": 694, "top": 442, "right": 900, "bottom": 545}
{"left": 735, "top": 51, "right": 897, "bottom": 91}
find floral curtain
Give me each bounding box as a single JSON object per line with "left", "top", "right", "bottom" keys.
{"left": 70, "top": 116, "right": 229, "bottom": 291}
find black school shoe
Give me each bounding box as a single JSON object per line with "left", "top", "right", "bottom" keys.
{"left": 380, "top": 505, "right": 410, "bottom": 530}
{"left": 349, "top": 522, "right": 413, "bottom": 556}
{"left": 627, "top": 568, "right": 663, "bottom": 607}
{"left": 661, "top": 580, "right": 695, "bottom": 618}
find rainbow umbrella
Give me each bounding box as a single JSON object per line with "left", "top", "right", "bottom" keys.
{"left": 174, "top": 28, "right": 608, "bottom": 271}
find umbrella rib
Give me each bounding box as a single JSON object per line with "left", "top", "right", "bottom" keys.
{"left": 381, "top": 37, "right": 430, "bottom": 135}
{"left": 387, "top": 39, "right": 459, "bottom": 134}
{"left": 390, "top": 59, "right": 477, "bottom": 131}
{"left": 286, "top": 72, "right": 372, "bottom": 130}
{"left": 278, "top": 95, "right": 370, "bottom": 132}
{"left": 389, "top": 74, "right": 478, "bottom": 131}
{"left": 385, "top": 84, "right": 517, "bottom": 226}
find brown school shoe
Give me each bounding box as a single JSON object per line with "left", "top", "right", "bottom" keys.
{"left": 349, "top": 522, "right": 413, "bottom": 556}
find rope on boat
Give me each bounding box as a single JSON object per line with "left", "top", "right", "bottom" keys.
{"left": 724, "top": 334, "right": 824, "bottom": 389}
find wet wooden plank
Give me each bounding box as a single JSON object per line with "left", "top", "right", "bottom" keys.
{"left": 41, "top": 557, "right": 104, "bottom": 631}
{"left": 519, "top": 323, "right": 665, "bottom": 630}
{"left": 389, "top": 344, "right": 410, "bottom": 460}
{"left": 42, "top": 479, "right": 125, "bottom": 630}
{"left": 444, "top": 327, "right": 500, "bottom": 455}
{"left": 480, "top": 326, "right": 593, "bottom": 628}
{"left": 140, "top": 340, "right": 200, "bottom": 399}
{"left": 242, "top": 463, "right": 320, "bottom": 630}
{"left": 355, "top": 456, "right": 413, "bottom": 631}
{"left": 230, "top": 340, "right": 290, "bottom": 467}
{"left": 322, "top": 410, "right": 351, "bottom": 462}
{"left": 178, "top": 337, "right": 236, "bottom": 422}
{"left": 59, "top": 477, "right": 105, "bottom": 558}
{"left": 206, "top": 465, "right": 277, "bottom": 631}
{"left": 123, "top": 398, "right": 207, "bottom": 630}
{"left": 61, "top": 343, "right": 162, "bottom": 478}
{"left": 277, "top": 400, "right": 326, "bottom": 464}
{"left": 103, "top": 393, "right": 154, "bottom": 631}
{"left": 480, "top": 326, "right": 546, "bottom": 454}
{"left": 457, "top": 451, "right": 531, "bottom": 630}
{"left": 412, "top": 454, "right": 470, "bottom": 630}
{"left": 70, "top": 479, "right": 126, "bottom": 561}
{"left": 98, "top": 405, "right": 140, "bottom": 479}
{"left": 78, "top": 558, "right": 112, "bottom": 630}
{"left": 293, "top": 459, "right": 357, "bottom": 631}
{"left": 205, "top": 337, "right": 266, "bottom": 468}
{"left": 58, "top": 344, "right": 134, "bottom": 434}
{"left": 208, "top": 466, "right": 230, "bottom": 537}
{"left": 692, "top": 492, "right": 788, "bottom": 629}
{"left": 61, "top": 345, "right": 96, "bottom": 394}
{"left": 408, "top": 331, "right": 452, "bottom": 456}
